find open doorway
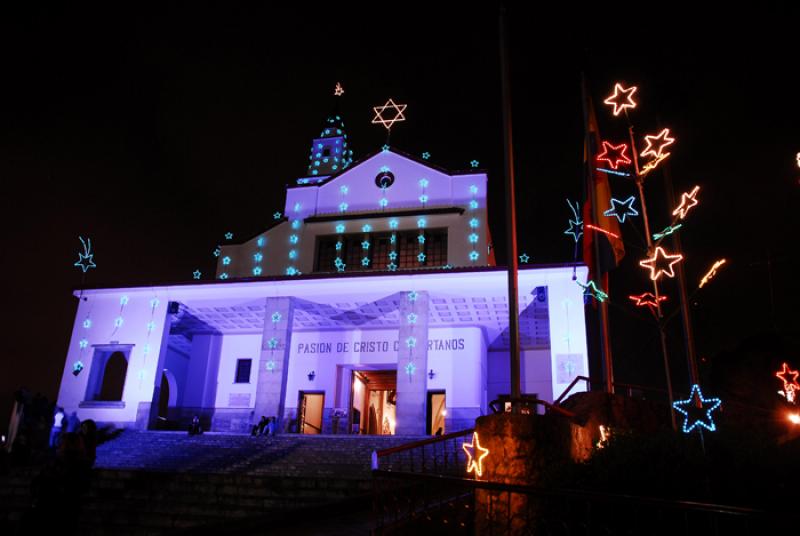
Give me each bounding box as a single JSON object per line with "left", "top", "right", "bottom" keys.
{"left": 299, "top": 391, "right": 325, "bottom": 434}
{"left": 427, "top": 390, "right": 446, "bottom": 435}
{"left": 352, "top": 370, "right": 396, "bottom": 435}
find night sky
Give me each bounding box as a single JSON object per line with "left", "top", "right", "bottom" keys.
{"left": 2, "top": 4, "right": 798, "bottom": 431}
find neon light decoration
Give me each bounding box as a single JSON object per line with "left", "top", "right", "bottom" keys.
{"left": 419, "top": 194, "right": 429, "bottom": 204}
{"left": 222, "top": 256, "right": 231, "bottom": 265}
{"left": 672, "top": 384, "right": 722, "bottom": 433}
{"left": 417, "top": 218, "right": 427, "bottom": 228}
{"left": 83, "top": 319, "right": 92, "bottom": 329}
{"left": 603, "top": 83, "right": 638, "bottom": 116}
{"left": 257, "top": 237, "right": 265, "bottom": 247}
{"left": 629, "top": 292, "right": 668, "bottom": 308}
{"left": 519, "top": 253, "right": 530, "bottom": 263}
{"left": 699, "top": 259, "right": 727, "bottom": 288}
{"left": 470, "top": 160, "right": 479, "bottom": 168}
{"left": 639, "top": 153, "right": 670, "bottom": 176}
{"left": 219, "top": 273, "right": 229, "bottom": 279}
{"left": 336, "top": 224, "right": 346, "bottom": 233}
{"left": 339, "top": 202, "right": 348, "bottom": 212}
{"left": 254, "top": 252, "right": 263, "bottom": 262}
{"left": 388, "top": 251, "right": 398, "bottom": 261}
{"left": 72, "top": 361, "right": 84, "bottom": 376}
{"left": 389, "top": 219, "right": 399, "bottom": 229}
{"left": 362, "top": 224, "right": 372, "bottom": 233}
{"left": 578, "top": 280, "right": 608, "bottom": 302}
{"left": 267, "top": 337, "right": 278, "bottom": 349}
{"left": 266, "top": 360, "right": 276, "bottom": 372}
{"left": 584, "top": 223, "right": 620, "bottom": 239}
{"left": 672, "top": 185, "right": 700, "bottom": 220}
{"left": 640, "top": 128, "right": 675, "bottom": 160}
{"left": 334, "top": 82, "right": 344, "bottom": 96}
{"left": 469, "top": 251, "right": 479, "bottom": 261}
{"left": 603, "top": 196, "right": 639, "bottom": 223}
{"left": 468, "top": 233, "right": 478, "bottom": 243}
{"left": 408, "top": 291, "right": 418, "bottom": 302}
{"left": 469, "top": 218, "right": 479, "bottom": 228}
{"left": 74, "top": 236, "right": 97, "bottom": 273}
{"left": 776, "top": 363, "right": 800, "bottom": 403}
{"left": 652, "top": 224, "right": 682, "bottom": 240}
{"left": 372, "top": 99, "right": 407, "bottom": 130}
{"left": 387, "top": 262, "right": 397, "bottom": 271}
{"left": 639, "top": 247, "right": 684, "bottom": 281}
{"left": 417, "top": 252, "right": 426, "bottom": 263}
{"left": 273, "top": 212, "right": 282, "bottom": 219}
{"left": 405, "top": 362, "right": 416, "bottom": 376}
{"left": 225, "top": 232, "right": 233, "bottom": 240}
{"left": 407, "top": 313, "right": 418, "bottom": 324}
{"left": 361, "top": 257, "right": 370, "bottom": 267}
{"left": 213, "top": 248, "right": 221, "bottom": 257}
{"left": 596, "top": 167, "right": 632, "bottom": 177}
{"left": 564, "top": 199, "right": 584, "bottom": 243}
{"left": 406, "top": 336, "right": 417, "bottom": 348}
{"left": 361, "top": 241, "right": 370, "bottom": 249}
{"left": 462, "top": 432, "right": 489, "bottom": 477}
{"left": 596, "top": 141, "right": 632, "bottom": 170}
{"left": 418, "top": 235, "right": 426, "bottom": 244}
{"left": 422, "top": 152, "right": 430, "bottom": 159}
{"left": 253, "top": 267, "right": 262, "bottom": 276}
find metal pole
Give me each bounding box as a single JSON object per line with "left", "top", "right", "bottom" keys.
{"left": 499, "top": 5, "right": 521, "bottom": 404}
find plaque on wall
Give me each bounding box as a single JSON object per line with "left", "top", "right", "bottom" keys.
{"left": 228, "top": 393, "right": 252, "bottom": 407}
{"left": 555, "top": 354, "right": 584, "bottom": 384}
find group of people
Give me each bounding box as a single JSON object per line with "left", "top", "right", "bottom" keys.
{"left": 251, "top": 416, "right": 276, "bottom": 436}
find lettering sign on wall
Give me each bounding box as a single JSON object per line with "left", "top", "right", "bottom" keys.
{"left": 295, "top": 338, "right": 466, "bottom": 355}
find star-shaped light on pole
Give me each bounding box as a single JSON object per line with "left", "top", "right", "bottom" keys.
{"left": 672, "top": 384, "right": 722, "bottom": 433}
{"left": 628, "top": 292, "right": 667, "bottom": 309}
{"left": 372, "top": 98, "right": 407, "bottom": 130}
{"left": 564, "top": 219, "right": 583, "bottom": 243}
{"left": 462, "top": 432, "right": 490, "bottom": 478}
{"left": 578, "top": 280, "right": 608, "bottom": 302}
{"left": 596, "top": 141, "right": 632, "bottom": 170}
{"left": 672, "top": 185, "right": 700, "bottom": 220}
{"left": 603, "top": 83, "right": 638, "bottom": 116}
{"left": 334, "top": 82, "right": 344, "bottom": 96}
{"left": 74, "top": 236, "right": 97, "bottom": 273}
{"left": 639, "top": 247, "right": 684, "bottom": 281}
{"left": 603, "top": 196, "right": 639, "bottom": 223}
{"left": 776, "top": 363, "right": 800, "bottom": 402}
{"left": 641, "top": 128, "right": 675, "bottom": 159}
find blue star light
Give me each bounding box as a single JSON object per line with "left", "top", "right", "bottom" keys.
{"left": 390, "top": 234, "right": 396, "bottom": 244}
{"left": 336, "top": 223, "right": 346, "bottom": 234}
{"left": 469, "top": 251, "right": 479, "bottom": 261}
{"left": 417, "top": 218, "right": 427, "bottom": 228}
{"left": 419, "top": 178, "right": 429, "bottom": 188}
{"left": 418, "top": 235, "right": 426, "bottom": 244}
{"left": 382, "top": 144, "right": 390, "bottom": 152}
{"left": 519, "top": 253, "right": 530, "bottom": 263}
{"left": 408, "top": 291, "right": 418, "bottom": 302}
{"left": 405, "top": 362, "right": 416, "bottom": 376}
{"left": 380, "top": 165, "right": 391, "bottom": 173}
{"left": 379, "top": 198, "right": 389, "bottom": 208}
{"left": 388, "top": 251, "right": 398, "bottom": 261}
{"left": 406, "top": 336, "right": 417, "bottom": 348}
{"left": 362, "top": 224, "right": 373, "bottom": 233}
{"left": 289, "top": 249, "right": 298, "bottom": 259}
{"left": 225, "top": 232, "right": 233, "bottom": 240}
{"left": 213, "top": 247, "right": 221, "bottom": 257}
{"left": 74, "top": 236, "right": 97, "bottom": 273}
{"left": 673, "top": 384, "right": 722, "bottom": 433}
{"left": 339, "top": 202, "right": 348, "bottom": 212}
{"left": 292, "top": 220, "right": 301, "bottom": 230}
{"left": 417, "top": 252, "right": 426, "bottom": 262}
{"left": 387, "top": 262, "right": 398, "bottom": 271}
{"left": 256, "top": 237, "right": 265, "bottom": 247}
{"left": 219, "top": 273, "right": 229, "bottom": 279}
{"left": 147, "top": 321, "right": 156, "bottom": 332}
{"left": 469, "top": 233, "right": 478, "bottom": 243}
{"left": 469, "top": 218, "right": 479, "bottom": 228}
{"left": 603, "top": 196, "right": 639, "bottom": 223}
{"left": 469, "top": 200, "right": 478, "bottom": 210}
{"left": 149, "top": 298, "right": 159, "bottom": 309}
{"left": 470, "top": 160, "right": 479, "bottom": 168}
{"left": 254, "top": 252, "right": 263, "bottom": 262}
{"left": 267, "top": 337, "right": 279, "bottom": 349}
{"left": 114, "top": 317, "right": 124, "bottom": 328}
{"left": 407, "top": 313, "right": 418, "bottom": 324}
{"left": 272, "top": 312, "right": 282, "bottom": 323}
{"left": 577, "top": 280, "right": 608, "bottom": 302}
{"left": 72, "top": 361, "right": 84, "bottom": 375}
{"left": 340, "top": 185, "right": 349, "bottom": 194}
{"left": 361, "top": 257, "right": 371, "bottom": 267}
{"left": 293, "top": 202, "right": 302, "bottom": 212}
{"left": 266, "top": 360, "right": 276, "bottom": 372}
{"left": 469, "top": 185, "right": 479, "bottom": 194}
{"left": 83, "top": 318, "right": 92, "bottom": 329}
{"left": 273, "top": 212, "right": 282, "bottom": 219}
{"left": 335, "top": 241, "right": 343, "bottom": 251}
{"left": 253, "top": 266, "right": 262, "bottom": 276}
{"left": 79, "top": 339, "right": 88, "bottom": 349}
{"left": 419, "top": 195, "right": 429, "bottom": 204}
{"left": 120, "top": 295, "right": 129, "bottom": 306}
{"left": 361, "top": 241, "right": 370, "bottom": 249}
{"left": 389, "top": 219, "right": 399, "bottom": 229}
{"left": 222, "top": 256, "right": 231, "bottom": 265}
{"left": 421, "top": 152, "right": 430, "bottom": 160}
{"left": 193, "top": 270, "right": 201, "bottom": 281}
{"left": 289, "top": 235, "right": 299, "bottom": 244}
{"left": 286, "top": 267, "right": 297, "bottom": 276}
{"left": 564, "top": 219, "right": 584, "bottom": 242}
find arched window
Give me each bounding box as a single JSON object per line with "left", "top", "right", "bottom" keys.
{"left": 97, "top": 351, "right": 128, "bottom": 401}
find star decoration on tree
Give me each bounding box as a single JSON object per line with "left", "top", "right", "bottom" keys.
{"left": 462, "top": 432, "right": 490, "bottom": 477}
{"left": 422, "top": 152, "right": 430, "bottom": 160}
{"left": 224, "top": 232, "right": 233, "bottom": 240}
{"left": 628, "top": 292, "right": 668, "bottom": 308}
{"left": 641, "top": 128, "right": 675, "bottom": 159}
{"left": 193, "top": 270, "right": 202, "bottom": 279}
{"left": 564, "top": 219, "right": 584, "bottom": 243}
{"left": 603, "top": 83, "right": 638, "bottom": 116}
{"left": 578, "top": 280, "right": 609, "bottom": 302}
{"left": 372, "top": 98, "right": 407, "bottom": 130}
{"left": 672, "top": 384, "right": 722, "bottom": 433}
{"left": 74, "top": 236, "right": 97, "bottom": 273}
{"left": 596, "top": 141, "right": 632, "bottom": 170}
{"left": 470, "top": 160, "right": 479, "bottom": 168}
{"left": 519, "top": 253, "right": 530, "bottom": 263}
{"left": 334, "top": 82, "right": 344, "bottom": 96}
{"left": 672, "top": 185, "right": 700, "bottom": 220}
{"left": 639, "top": 247, "right": 684, "bottom": 281}
{"left": 603, "top": 196, "right": 639, "bottom": 223}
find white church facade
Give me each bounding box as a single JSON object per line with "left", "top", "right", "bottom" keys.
{"left": 56, "top": 111, "right": 590, "bottom": 436}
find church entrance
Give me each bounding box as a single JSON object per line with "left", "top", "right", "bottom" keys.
{"left": 351, "top": 370, "right": 396, "bottom": 435}
{"left": 298, "top": 392, "right": 325, "bottom": 434}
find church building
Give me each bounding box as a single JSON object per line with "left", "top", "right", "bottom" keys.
{"left": 56, "top": 102, "right": 590, "bottom": 436}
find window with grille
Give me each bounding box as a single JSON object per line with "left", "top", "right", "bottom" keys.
{"left": 234, "top": 359, "right": 252, "bottom": 383}
{"left": 315, "top": 229, "right": 448, "bottom": 272}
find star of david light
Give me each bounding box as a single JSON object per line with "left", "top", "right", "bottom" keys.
{"left": 462, "top": 432, "right": 490, "bottom": 477}
{"left": 469, "top": 251, "right": 479, "bottom": 261}
{"left": 417, "top": 252, "right": 426, "bottom": 262}
{"left": 405, "top": 362, "right": 416, "bottom": 376}
{"left": 672, "top": 384, "right": 722, "bottom": 433}
{"left": 672, "top": 185, "right": 700, "bottom": 220}
{"left": 578, "top": 280, "right": 608, "bottom": 302}
{"left": 74, "top": 236, "right": 97, "bottom": 273}
{"left": 361, "top": 257, "right": 370, "bottom": 267}
{"left": 639, "top": 247, "right": 684, "bottom": 281}
{"left": 641, "top": 128, "right": 675, "bottom": 159}
{"left": 224, "top": 232, "right": 233, "bottom": 240}
{"left": 628, "top": 292, "right": 667, "bottom": 308}
{"left": 603, "top": 196, "right": 639, "bottom": 223}
{"left": 334, "top": 82, "right": 344, "bottom": 96}
{"left": 519, "top": 253, "right": 530, "bottom": 263}
{"left": 372, "top": 98, "right": 407, "bottom": 130}
{"left": 596, "top": 141, "right": 632, "bottom": 170}
{"left": 603, "top": 83, "right": 638, "bottom": 116}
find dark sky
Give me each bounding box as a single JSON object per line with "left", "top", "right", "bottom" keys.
{"left": 2, "top": 4, "right": 799, "bottom": 430}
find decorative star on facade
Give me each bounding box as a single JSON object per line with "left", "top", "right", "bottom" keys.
{"left": 273, "top": 212, "right": 282, "bottom": 220}
{"left": 192, "top": 270, "right": 201, "bottom": 279}
{"left": 652, "top": 224, "right": 682, "bottom": 241}
{"left": 267, "top": 337, "right": 279, "bottom": 350}
{"left": 388, "top": 251, "right": 398, "bottom": 261}
{"left": 468, "top": 233, "right": 479, "bottom": 243}
{"left": 219, "top": 273, "right": 229, "bottom": 279}
{"left": 628, "top": 292, "right": 668, "bottom": 308}
{"left": 213, "top": 248, "right": 221, "bottom": 257}
{"left": 222, "top": 256, "right": 231, "bottom": 265}
{"left": 407, "top": 291, "right": 418, "bottom": 302}
{"left": 252, "top": 266, "right": 262, "bottom": 276}
{"left": 469, "top": 251, "right": 479, "bottom": 261}
{"left": 462, "top": 432, "right": 490, "bottom": 477}
{"left": 336, "top": 224, "right": 346, "bottom": 234}
{"left": 641, "top": 128, "right": 675, "bottom": 159}
{"left": 74, "top": 236, "right": 97, "bottom": 273}
{"left": 470, "top": 160, "right": 479, "bottom": 168}
{"left": 578, "top": 280, "right": 608, "bottom": 302}
{"left": 776, "top": 363, "right": 800, "bottom": 395}
{"left": 405, "top": 362, "right": 416, "bottom": 376}
{"left": 603, "top": 83, "right": 638, "bottom": 116}
{"left": 639, "top": 247, "right": 684, "bottom": 281}
{"left": 406, "top": 336, "right": 417, "bottom": 348}
{"left": 672, "top": 384, "right": 722, "bottom": 433}
{"left": 334, "top": 82, "right": 344, "bottom": 96}
{"left": 596, "top": 141, "right": 632, "bottom": 170}
{"left": 361, "top": 257, "right": 371, "bottom": 267}
{"left": 422, "top": 152, "right": 430, "bottom": 160}
{"left": 382, "top": 144, "right": 390, "bottom": 152}
{"left": 418, "top": 234, "right": 426, "bottom": 244}
{"left": 271, "top": 312, "right": 282, "bottom": 323}
{"left": 372, "top": 98, "right": 407, "bottom": 130}
{"left": 339, "top": 202, "right": 348, "bottom": 212}
{"left": 417, "top": 252, "right": 426, "bottom": 263}
{"left": 564, "top": 219, "right": 583, "bottom": 243}
{"left": 519, "top": 254, "right": 530, "bottom": 264}
{"left": 361, "top": 241, "right": 370, "bottom": 249}
{"left": 254, "top": 252, "right": 263, "bottom": 262}
{"left": 603, "top": 196, "right": 639, "bottom": 223}
{"left": 225, "top": 232, "right": 233, "bottom": 240}
{"left": 672, "top": 185, "right": 700, "bottom": 220}
{"left": 387, "top": 262, "right": 398, "bottom": 271}
{"left": 407, "top": 313, "right": 418, "bottom": 324}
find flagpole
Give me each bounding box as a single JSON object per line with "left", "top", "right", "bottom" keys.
{"left": 499, "top": 5, "right": 521, "bottom": 405}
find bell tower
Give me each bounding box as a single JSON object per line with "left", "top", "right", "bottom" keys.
{"left": 306, "top": 83, "right": 353, "bottom": 177}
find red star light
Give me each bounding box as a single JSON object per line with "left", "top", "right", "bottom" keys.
{"left": 334, "top": 82, "right": 344, "bottom": 96}
{"left": 372, "top": 98, "right": 407, "bottom": 130}
{"left": 776, "top": 363, "right": 800, "bottom": 393}
{"left": 672, "top": 185, "right": 700, "bottom": 220}
{"left": 603, "top": 83, "right": 638, "bottom": 116}
{"left": 639, "top": 247, "right": 684, "bottom": 281}
{"left": 641, "top": 128, "right": 675, "bottom": 159}
{"left": 628, "top": 292, "right": 668, "bottom": 308}
{"left": 462, "top": 432, "right": 490, "bottom": 478}
{"left": 596, "top": 141, "right": 632, "bottom": 170}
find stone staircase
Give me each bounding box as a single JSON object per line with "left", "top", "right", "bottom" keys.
{"left": 1, "top": 431, "right": 424, "bottom": 535}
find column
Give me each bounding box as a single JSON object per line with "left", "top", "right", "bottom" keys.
{"left": 253, "top": 296, "right": 295, "bottom": 432}
{"left": 395, "top": 290, "right": 429, "bottom": 436}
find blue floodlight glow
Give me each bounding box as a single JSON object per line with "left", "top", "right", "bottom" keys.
{"left": 222, "top": 256, "right": 231, "bottom": 265}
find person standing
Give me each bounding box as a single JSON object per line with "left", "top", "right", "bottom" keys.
{"left": 49, "top": 407, "right": 65, "bottom": 448}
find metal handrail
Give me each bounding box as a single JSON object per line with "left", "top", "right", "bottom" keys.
{"left": 371, "top": 428, "right": 475, "bottom": 470}
{"left": 488, "top": 396, "right": 576, "bottom": 418}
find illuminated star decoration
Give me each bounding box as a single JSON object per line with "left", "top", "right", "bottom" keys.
{"left": 639, "top": 247, "right": 684, "bottom": 281}
{"left": 468, "top": 251, "right": 479, "bottom": 261}
{"left": 213, "top": 247, "right": 221, "bottom": 257}
{"left": 578, "top": 280, "right": 608, "bottom": 302}
{"left": 272, "top": 312, "right": 282, "bottom": 323}
{"left": 224, "top": 232, "right": 233, "bottom": 240}
{"left": 564, "top": 199, "right": 583, "bottom": 243}
{"left": 334, "top": 82, "right": 344, "bottom": 96}
{"left": 382, "top": 144, "right": 390, "bottom": 152}
{"left": 603, "top": 83, "right": 638, "bottom": 116}
{"left": 417, "top": 252, "right": 426, "bottom": 262}
{"left": 462, "top": 432, "right": 490, "bottom": 478}
{"left": 699, "top": 259, "right": 727, "bottom": 288}
{"left": 470, "top": 160, "right": 479, "bottom": 168}
{"left": 672, "top": 185, "right": 700, "bottom": 220}
{"left": 628, "top": 292, "right": 668, "bottom": 309}
{"left": 273, "top": 212, "right": 282, "bottom": 220}
{"left": 672, "top": 384, "right": 722, "bottom": 433}
{"left": 372, "top": 98, "right": 407, "bottom": 130}
{"left": 603, "top": 196, "right": 639, "bottom": 223}
{"left": 519, "top": 253, "right": 530, "bottom": 264}
{"left": 74, "top": 236, "right": 97, "bottom": 273}
{"left": 641, "top": 128, "right": 675, "bottom": 160}
{"left": 192, "top": 270, "right": 201, "bottom": 279}
{"left": 596, "top": 141, "right": 632, "bottom": 170}
{"left": 639, "top": 153, "right": 670, "bottom": 177}
{"left": 422, "top": 152, "right": 430, "bottom": 160}
{"left": 72, "top": 361, "right": 84, "bottom": 376}
{"left": 652, "top": 224, "right": 683, "bottom": 241}
{"left": 776, "top": 363, "right": 800, "bottom": 403}
{"left": 405, "top": 362, "right": 416, "bottom": 376}
{"left": 361, "top": 257, "right": 370, "bottom": 267}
